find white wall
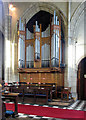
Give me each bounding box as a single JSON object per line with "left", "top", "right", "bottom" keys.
{"left": 67, "top": 2, "right": 85, "bottom": 99}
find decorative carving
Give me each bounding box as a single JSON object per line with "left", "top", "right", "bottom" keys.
{"left": 26, "top": 39, "right": 34, "bottom": 47}
{"left": 42, "top": 37, "right": 50, "bottom": 45}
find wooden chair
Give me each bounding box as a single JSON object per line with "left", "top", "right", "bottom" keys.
{"left": 57, "top": 86, "right": 64, "bottom": 98}
{"left": 61, "top": 87, "right": 71, "bottom": 101}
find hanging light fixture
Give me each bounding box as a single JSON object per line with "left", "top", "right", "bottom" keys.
{"left": 9, "top": 4, "right": 15, "bottom": 12}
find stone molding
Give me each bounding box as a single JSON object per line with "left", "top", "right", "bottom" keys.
{"left": 21, "top": 2, "right": 67, "bottom": 27}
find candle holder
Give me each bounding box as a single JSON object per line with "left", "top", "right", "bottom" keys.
{"left": 4, "top": 83, "right": 9, "bottom": 93}
{"left": 30, "top": 78, "right": 32, "bottom": 84}
{"left": 27, "top": 82, "right": 29, "bottom": 89}
{"left": 38, "top": 82, "right": 41, "bottom": 89}
{"left": 16, "top": 82, "right": 19, "bottom": 88}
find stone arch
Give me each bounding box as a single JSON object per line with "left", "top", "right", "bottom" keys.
{"left": 21, "top": 2, "right": 67, "bottom": 26}
{"left": 70, "top": 1, "right": 85, "bottom": 72}
{"left": 76, "top": 55, "right": 86, "bottom": 69}
{"left": 20, "top": 2, "right": 67, "bottom": 42}
{"left": 71, "top": 1, "right": 84, "bottom": 40}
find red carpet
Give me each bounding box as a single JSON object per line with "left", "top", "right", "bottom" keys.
{"left": 5, "top": 103, "right": 86, "bottom": 120}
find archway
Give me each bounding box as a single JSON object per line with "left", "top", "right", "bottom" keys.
{"left": 21, "top": 2, "right": 67, "bottom": 41}
{"left": 77, "top": 57, "right": 86, "bottom": 100}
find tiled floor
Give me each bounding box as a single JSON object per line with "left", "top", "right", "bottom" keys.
{"left": 6, "top": 113, "right": 67, "bottom": 120}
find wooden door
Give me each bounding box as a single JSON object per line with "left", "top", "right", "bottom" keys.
{"left": 84, "top": 78, "right": 86, "bottom": 100}
{"left": 77, "top": 57, "right": 86, "bottom": 100}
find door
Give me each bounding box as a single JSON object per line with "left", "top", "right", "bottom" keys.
{"left": 84, "top": 78, "right": 86, "bottom": 100}
{"left": 77, "top": 57, "right": 86, "bottom": 100}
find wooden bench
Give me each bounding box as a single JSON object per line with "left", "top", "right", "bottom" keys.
{"left": 35, "top": 88, "right": 49, "bottom": 104}
{"left": 24, "top": 87, "right": 35, "bottom": 103}
{"left": 4, "top": 83, "right": 53, "bottom": 103}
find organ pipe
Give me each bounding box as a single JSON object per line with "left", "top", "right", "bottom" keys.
{"left": 51, "top": 10, "right": 60, "bottom": 67}
{"left": 41, "top": 25, "right": 50, "bottom": 67}
{"left": 35, "top": 21, "right": 40, "bottom": 60}
{"left": 26, "top": 28, "right": 34, "bottom": 68}
{"left": 18, "top": 17, "right": 25, "bottom": 68}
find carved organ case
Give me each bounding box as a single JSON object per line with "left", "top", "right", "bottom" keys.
{"left": 17, "top": 10, "right": 65, "bottom": 86}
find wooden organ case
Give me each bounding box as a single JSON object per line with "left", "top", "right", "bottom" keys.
{"left": 17, "top": 11, "right": 65, "bottom": 88}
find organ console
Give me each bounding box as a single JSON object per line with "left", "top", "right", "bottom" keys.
{"left": 17, "top": 10, "right": 65, "bottom": 89}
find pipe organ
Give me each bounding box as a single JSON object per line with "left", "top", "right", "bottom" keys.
{"left": 18, "top": 17, "right": 25, "bottom": 68}
{"left": 17, "top": 11, "right": 65, "bottom": 86}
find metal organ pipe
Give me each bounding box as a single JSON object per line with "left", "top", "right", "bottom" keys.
{"left": 29, "top": 45, "right": 34, "bottom": 68}
{"left": 54, "top": 11, "right": 56, "bottom": 25}
{"left": 41, "top": 25, "right": 50, "bottom": 67}
{"left": 35, "top": 21, "right": 40, "bottom": 60}
{"left": 21, "top": 23, "right": 23, "bottom": 64}
{"left": 26, "top": 46, "right": 29, "bottom": 68}
{"left": 18, "top": 17, "right": 22, "bottom": 68}
{"left": 26, "top": 28, "right": 28, "bottom": 39}
{"left": 51, "top": 11, "right": 59, "bottom": 67}
{"left": 26, "top": 28, "right": 34, "bottom": 68}
{"left": 18, "top": 18, "right": 25, "bottom": 68}
{"left": 51, "top": 11, "right": 55, "bottom": 67}
{"left": 55, "top": 16, "right": 58, "bottom": 66}
{"left": 26, "top": 28, "right": 29, "bottom": 68}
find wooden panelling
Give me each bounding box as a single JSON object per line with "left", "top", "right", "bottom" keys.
{"left": 20, "top": 73, "right": 28, "bottom": 82}
{"left": 34, "top": 61, "right": 41, "bottom": 68}
{"left": 19, "top": 72, "right": 63, "bottom": 86}
{"left": 30, "top": 73, "right": 39, "bottom": 83}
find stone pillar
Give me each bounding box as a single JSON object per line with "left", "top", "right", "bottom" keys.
{"left": 4, "top": 15, "right": 12, "bottom": 83}
{"left": 0, "top": 1, "right": 4, "bottom": 119}
{"left": 0, "top": 2, "right": 2, "bottom": 119}
{"left": 0, "top": 3, "right": 3, "bottom": 81}
{"left": 67, "top": 1, "right": 77, "bottom": 98}
{"left": 67, "top": 0, "right": 71, "bottom": 87}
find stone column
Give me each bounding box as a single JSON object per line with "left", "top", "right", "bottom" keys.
{"left": 4, "top": 15, "right": 12, "bottom": 83}
{"left": 67, "top": 0, "right": 77, "bottom": 98}
{"left": 0, "top": 1, "right": 3, "bottom": 119}
{"left": 67, "top": 0, "right": 72, "bottom": 87}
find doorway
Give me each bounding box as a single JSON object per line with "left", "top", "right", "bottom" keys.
{"left": 77, "top": 57, "right": 86, "bottom": 100}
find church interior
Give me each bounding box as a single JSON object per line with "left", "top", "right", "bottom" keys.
{"left": 0, "top": 0, "right": 86, "bottom": 120}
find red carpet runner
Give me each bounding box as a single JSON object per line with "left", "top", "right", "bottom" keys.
{"left": 5, "top": 103, "right": 86, "bottom": 120}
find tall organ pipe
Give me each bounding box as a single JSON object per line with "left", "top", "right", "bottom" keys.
{"left": 51, "top": 11, "right": 56, "bottom": 67}
{"left": 22, "top": 22, "right": 25, "bottom": 68}
{"left": 18, "top": 17, "right": 22, "bottom": 68}
{"left": 35, "top": 21, "right": 40, "bottom": 60}
{"left": 51, "top": 11, "right": 59, "bottom": 67}
{"left": 41, "top": 24, "right": 50, "bottom": 67}
{"left": 18, "top": 18, "right": 25, "bottom": 68}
